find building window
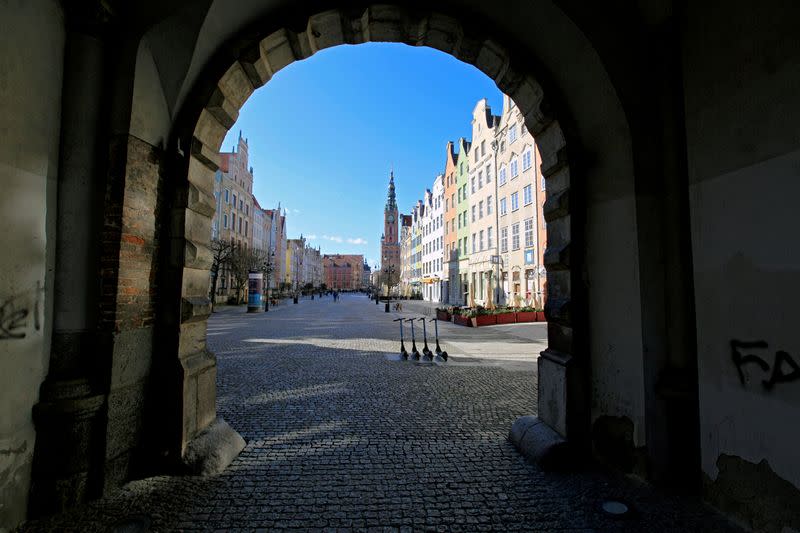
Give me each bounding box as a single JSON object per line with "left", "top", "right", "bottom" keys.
{"left": 499, "top": 167, "right": 507, "bottom": 186}
{"left": 481, "top": 140, "right": 486, "bottom": 157}
{"left": 487, "top": 196, "right": 493, "bottom": 215}
{"left": 471, "top": 233, "right": 476, "bottom": 253}
{"left": 479, "top": 230, "right": 484, "bottom": 251}
{"left": 522, "top": 150, "right": 532, "bottom": 170}
{"left": 541, "top": 176, "right": 546, "bottom": 191}
{"left": 523, "top": 185, "right": 532, "bottom": 205}
{"left": 223, "top": 213, "right": 228, "bottom": 228}
{"left": 510, "top": 159, "right": 519, "bottom": 178}
{"left": 500, "top": 197, "right": 507, "bottom": 216}
{"left": 471, "top": 205, "right": 476, "bottom": 222}
{"left": 511, "top": 192, "right": 519, "bottom": 211}
{"left": 471, "top": 177, "right": 476, "bottom": 194}
{"left": 500, "top": 227, "right": 508, "bottom": 253}
{"left": 487, "top": 226, "right": 494, "bottom": 248}
{"left": 485, "top": 164, "right": 492, "bottom": 182}
{"left": 232, "top": 193, "right": 237, "bottom": 207}
{"left": 232, "top": 212, "right": 236, "bottom": 230}
{"left": 224, "top": 189, "right": 230, "bottom": 203}
{"left": 245, "top": 220, "right": 248, "bottom": 236}
{"left": 238, "top": 217, "right": 242, "bottom": 233}
{"left": 524, "top": 218, "right": 534, "bottom": 247}
{"left": 509, "top": 124, "right": 517, "bottom": 143}
{"left": 512, "top": 223, "right": 520, "bottom": 250}
{"left": 500, "top": 140, "right": 506, "bottom": 153}
{"left": 478, "top": 201, "right": 484, "bottom": 219}
{"left": 474, "top": 149, "right": 478, "bottom": 162}
{"left": 478, "top": 171, "right": 483, "bottom": 188}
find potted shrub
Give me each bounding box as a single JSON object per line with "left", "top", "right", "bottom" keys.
{"left": 452, "top": 307, "right": 471, "bottom": 326}
{"left": 436, "top": 306, "right": 452, "bottom": 322}
{"left": 516, "top": 306, "right": 537, "bottom": 323}
{"left": 469, "top": 307, "right": 497, "bottom": 327}
{"left": 494, "top": 307, "right": 516, "bottom": 324}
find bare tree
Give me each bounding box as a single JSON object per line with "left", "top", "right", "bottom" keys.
{"left": 228, "top": 245, "right": 268, "bottom": 304}
{"left": 209, "top": 238, "right": 235, "bottom": 309}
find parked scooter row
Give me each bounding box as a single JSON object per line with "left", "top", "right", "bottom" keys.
{"left": 392, "top": 317, "right": 448, "bottom": 363}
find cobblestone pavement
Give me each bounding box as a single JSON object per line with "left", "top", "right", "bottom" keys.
{"left": 21, "top": 293, "right": 741, "bottom": 532}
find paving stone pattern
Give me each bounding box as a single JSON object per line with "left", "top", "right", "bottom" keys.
{"left": 20, "top": 294, "right": 741, "bottom": 532}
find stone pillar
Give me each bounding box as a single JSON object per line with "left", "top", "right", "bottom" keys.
{"left": 29, "top": 6, "right": 111, "bottom": 516}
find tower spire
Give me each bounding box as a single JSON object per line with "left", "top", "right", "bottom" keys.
{"left": 385, "top": 170, "right": 397, "bottom": 212}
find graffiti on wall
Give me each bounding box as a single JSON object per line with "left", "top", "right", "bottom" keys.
{"left": 731, "top": 340, "right": 800, "bottom": 390}
{"left": 0, "top": 282, "right": 42, "bottom": 340}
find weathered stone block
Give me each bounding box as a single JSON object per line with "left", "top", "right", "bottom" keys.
{"left": 181, "top": 267, "right": 213, "bottom": 299}
{"left": 307, "top": 10, "right": 346, "bottom": 53}
{"left": 183, "top": 239, "right": 213, "bottom": 271}
{"left": 361, "top": 5, "right": 406, "bottom": 43}
{"left": 196, "top": 367, "right": 217, "bottom": 430}
{"left": 261, "top": 29, "right": 299, "bottom": 77}
{"left": 205, "top": 88, "right": 238, "bottom": 130}
{"left": 109, "top": 328, "right": 153, "bottom": 388}
{"left": 538, "top": 351, "right": 571, "bottom": 436}
{"left": 180, "top": 296, "right": 212, "bottom": 324}
{"left": 181, "top": 417, "right": 245, "bottom": 476}
{"left": 179, "top": 320, "right": 208, "bottom": 358}
{"left": 509, "top": 415, "right": 571, "bottom": 471}
{"left": 218, "top": 61, "right": 255, "bottom": 110}
{"left": 193, "top": 109, "right": 227, "bottom": 152}
{"left": 537, "top": 122, "right": 567, "bottom": 176}
{"left": 475, "top": 40, "right": 508, "bottom": 82}
{"left": 544, "top": 242, "right": 570, "bottom": 270}
{"left": 105, "top": 382, "right": 146, "bottom": 461}
{"left": 188, "top": 152, "right": 217, "bottom": 193}
{"left": 420, "top": 13, "right": 461, "bottom": 54}
{"left": 543, "top": 187, "right": 570, "bottom": 222}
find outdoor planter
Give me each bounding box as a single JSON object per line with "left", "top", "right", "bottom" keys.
{"left": 536, "top": 311, "right": 547, "bottom": 322}
{"left": 516, "top": 311, "right": 537, "bottom": 323}
{"left": 470, "top": 314, "right": 497, "bottom": 327}
{"left": 495, "top": 312, "right": 516, "bottom": 324}
{"left": 436, "top": 309, "right": 451, "bottom": 322}
{"left": 453, "top": 314, "right": 472, "bottom": 327}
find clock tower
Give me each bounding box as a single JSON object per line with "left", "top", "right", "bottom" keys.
{"left": 380, "top": 171, "right": 401, "bottom": 275}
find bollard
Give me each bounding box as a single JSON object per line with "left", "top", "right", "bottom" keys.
{"left": 393, "top": 318, "right": 408, "bottom": 359}
{"left": 430, "top": 318, "right": 448, "bottom": 361}
{"left": 418, "top": 317, "right": 433, "bottom": 359}
{"left": 406, "top": 318, "right": 420, "bottom": 360}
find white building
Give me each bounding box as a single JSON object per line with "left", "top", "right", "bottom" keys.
{"left": 421, "top": 175, "right": 445, "bottom": 302}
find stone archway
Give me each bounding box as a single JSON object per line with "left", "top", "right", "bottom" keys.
{"left": 166, "top": 5, "right": 582, "bottom": 470}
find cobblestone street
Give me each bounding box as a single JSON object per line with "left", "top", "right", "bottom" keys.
{"left": 21, "top": 294, "right": 740, "bottom": 532}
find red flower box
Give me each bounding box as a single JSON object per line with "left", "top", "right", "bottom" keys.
{"left": 436, "top": 310, "right": 451, "bottom": 322}
{"left": 470, "top": 314, "right": 497, "bottom": 327}
{"left": 516, "top": 311, "right": 536, "bottom": 323}
{"left": 495, "top": 312, "right": 516, "bottom": 324}
{"left": 453, "top": 314, "right": 472, "bottom": 327}
{"left": 536, "top": 311, "right": 547, "bottom": 322}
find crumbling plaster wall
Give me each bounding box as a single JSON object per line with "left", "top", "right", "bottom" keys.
{"left": 683, "top": 2, "right": 800, "bottom": 530}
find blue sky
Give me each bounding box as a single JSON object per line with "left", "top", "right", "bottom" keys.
{"left": 221, "top": 42, "right": 502, "bottom": 268}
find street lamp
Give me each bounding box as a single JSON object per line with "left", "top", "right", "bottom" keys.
{"left": 383, "top": 265, "right": 396, "bottom": 313}
{"left": 261, "top": 249, "right": 276, "bottom": 312}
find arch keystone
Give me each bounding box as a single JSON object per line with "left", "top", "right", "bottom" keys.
{"left": 361, "top": 5, "right": 407, "bottom": 43}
